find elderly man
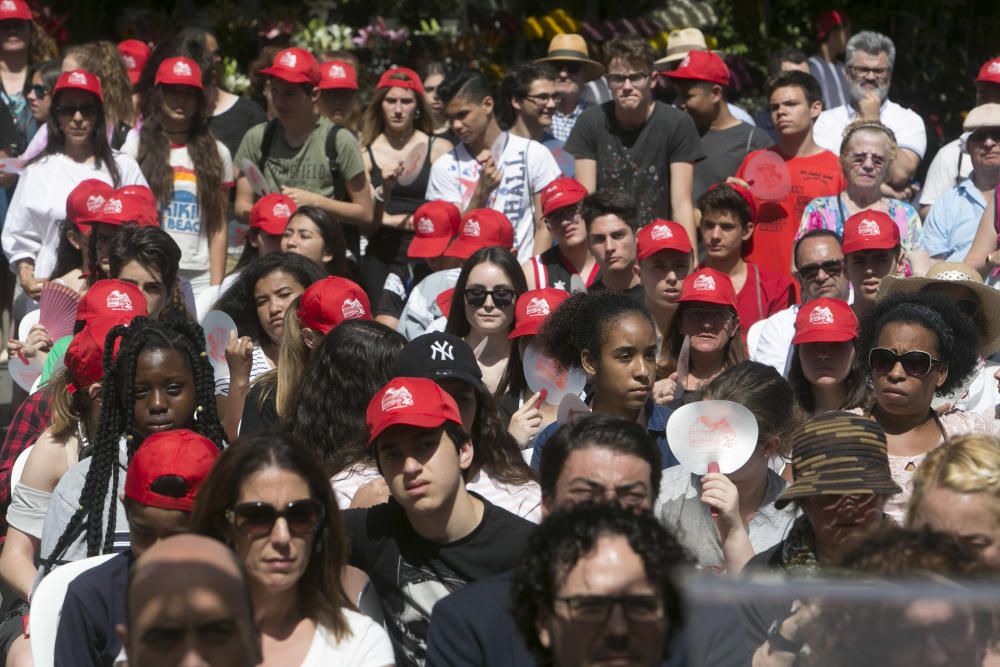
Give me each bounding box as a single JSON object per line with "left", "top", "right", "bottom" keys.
{"left": 535, "top": 34, "right": 608, "bottom": 141}
{"left": 813, "top": 31, "right": 926, "bottom": 199}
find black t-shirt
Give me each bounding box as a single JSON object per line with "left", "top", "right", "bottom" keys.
{"left": 693, "top": 121, "right": 774, "bottom": 199}
{"left": 375, "top": 261, "right": 432, "bottom": 319}
{"left": 239, "top": 382, "right": 278, "bottom": 438}
{"left": 343, "top": 494, "right": 534, "bottom": 667}
{"left": 208, "top": 96, "right": 267, "bottom": 160}
{"left": 591, "top": 277, "right": 647, "bottom": 307}
{"left": 565, "top": 101, "right": 704, "bottom": 226}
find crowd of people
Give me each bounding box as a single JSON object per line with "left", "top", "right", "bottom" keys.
{"left": 0, "top": 1, "right": 995, "bottom": 664}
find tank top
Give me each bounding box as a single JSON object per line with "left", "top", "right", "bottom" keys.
{"left": 366, "top": 136, "right": 436, "bottom": 263}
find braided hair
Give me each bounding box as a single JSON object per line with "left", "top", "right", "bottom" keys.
{"left": 46, "top": 316, "right": 225, "bottom": 561}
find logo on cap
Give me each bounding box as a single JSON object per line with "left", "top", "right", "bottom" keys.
{"left": 430, "top": 340, "right": 454, "bottom": 361}
{"left": 526, "top": 297, "right": 550, "bottom": 318}
{"left": 104, "top": 198, "right": 123, "bottom": 214}
{"left": 692, "top": 274, "right": 716, "bottom": 291}
{"left": 341, "top": 298, "right": 367, "bottom": 320}
{"left": 463, "top": 219, "right": 480, "bottom": 238}
{"left": 328, "top": 64, "right": 346, "bottom": 78}
{"left": 272, "top": 202, "right": 291, "bottom": 218}
{"left": 651, "top": 224, "right": 673, "bottom": 241}
{"left": 858, "top": 219, "right": 881, "bottom": 237}
{"left": 809, "top": 305, "right": 834, "bottom": 325}
{"left": 416, "top": 216, "right": 435, "bottom": 234}
{"left": 0, "top": 0, "right": 16, "bottom": 11}
{"left": 172, "top": 60, "right": 192, "bottom": 77}
{"left": 679, "top": 54, "right": 691, "bottom": 69}
{"left": 991, "top": 62, "right": 1000, "bottom": 75}
{"left": 280, "top": 51, "right": 297, "bottom": 68}
{"left": 122, "top": 55, "right": 136, "bottom": 69}
{"left": 106, "top": 290, "right": 133, "bottom": 311}
{"left": 68, "top": 71, "right": 88, "bottom": 86}
{"left": 381, "top": 386, "right": 414, "bottom": 412}
{"left": 86, "top": 194, "right": 105, "bottom": 213}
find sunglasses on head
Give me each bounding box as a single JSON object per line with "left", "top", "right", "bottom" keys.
{"left": 225, "top": 499, "right": 324, "bottom": 539}
{"left": 464, "top": 286, "right": 515, "bottom": 308}
{"left": 797, "top": 259, "right": 844, "bottom": 281}
{"left": 868, "top": 347, "right": 941, "bottom": 377}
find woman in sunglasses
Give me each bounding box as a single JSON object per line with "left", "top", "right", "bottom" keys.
{"left": 191, "top": 432, "right": 395, "bottom": 665}
{"left": 859, "top": 291, "right": 995, "bottom": 522}
{"left": 796, "top": 120, "right": 928, "bottom": 276}
{"left": 445, "top": 246, "right": 528, "bottom": 396}
{"left": 25, "top": 58, "right": 58, "bottom": 127}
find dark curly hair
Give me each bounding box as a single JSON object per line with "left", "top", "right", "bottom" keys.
{"left": 45, "top": 316, "right": 225, "bottom": 563}
{"left": 858, "top": 292, "right": 980, "bottom": 397}
{"left": 290, "top": 319, "right": 406, "bottom": 478}
{"left": 510, "top": 503, "right": 690, "bottom": 661}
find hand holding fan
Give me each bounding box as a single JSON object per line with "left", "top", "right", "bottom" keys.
{"left": 200, "top": 310, "right": 238, "bottom": 383}
{"left": 239, "top": 159, "right": 272, "bottom": 196}
{"left": 523, "top": 343, "right": 587, "bottom": 406}
{"left": 397, "top": 142, "right": 429, "bottom": 187}
{"left": 39, "top": 282, "right": 81, "bottom": 341}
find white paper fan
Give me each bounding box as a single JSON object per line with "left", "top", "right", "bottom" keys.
{"left": 39, "top": 282, "right": 81, "bottom": 341}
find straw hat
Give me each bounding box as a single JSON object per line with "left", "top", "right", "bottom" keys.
{"left": 655, "top": 27, "right": 709, "bottom": 67}
{"left": 877, "top": 262, "right": 1000, "bottom": 356}
{"left": 535, "top": 34, "right": 604, "bottom": 82}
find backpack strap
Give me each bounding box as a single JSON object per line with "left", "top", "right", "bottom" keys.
{"left": 256, "top": 119, "right": 279, "bottom": 172}
{"left": 325, "top": 124, "right": 346, "bottom": 201}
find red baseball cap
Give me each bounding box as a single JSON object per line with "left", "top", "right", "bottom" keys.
{"left": 66, "top": 179, "right": 116, "bottom": 230}
{"left": 444, "top": 209, "right": 514, "bottom": 260}
{"left": 540, "top": 177, "right": 588, "bottom": 218}
{"left": 76, "top": 279, "right": 148, "bottom": 325}
{"left": 816, "top": 10, "right": 848, "bottom": 39}
{"left": 707, "top": 181, "right": 757, "bottom": 222}
{"left": 408, "top": 201, "right": 462, "bottom": 259}
{"left": 64, "top": 325, "right": 109, "bottom": 393}
{"left": 319, "top": 60, "right": 358, "bottom": 90}
{"left": 793, "top": 297, "right": 858, "bottom": 345}
{"left": 665, "top": 50, "right": 730, "bottom": 87}
{"left": 125, "top": 429, "right": 220, "bottom": 511}
{"left": 0, "top": 0, "right": 31, "bottom": 21}
{"left": 678, "top": 267, "right": 737, "bottom": 309}
{"left": 117, "top": 185, "right": 159, "bottom": 228}
{"left": 376, "top": 66, "right": 424, "bottom": 94}
{"left": 637, "top": 219, "right": 692, "bottom": 260}
{"left": 54, "top": 69, "right": 104, "bottom": 103}
{"left": 842, "top": 210, "right": 900, "bottom": 255}
{"left": 367, "top": 377, "right": 463, "bottom": 444}
{"left": 117, "top": 40, "right": 151, "bottom": 86}
{"left": 155, "top": 57, "right": 203, "bottom": 89}
{"left": 509, "top": 288, "right": 569, "bottom": 339}
{"left": 977, "top": 58, "right": 1000, "bottom": 86}
{"left": 296, "top": 276, "right": 371, "bottom": 334}
{"left": 261, "top": 48, "right": 319, "bottom": 86}
{"left": 249, "top": 193, "right": 297, "bottom": 235}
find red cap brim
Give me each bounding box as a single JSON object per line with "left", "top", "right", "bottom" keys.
{"left": 792, "top": 329, "right": 857, "bottom": 345}
{"left": 443, "top": 238, "right": 480, "bottom": 260}
{"left": 253, "top": 219, "right": 288, "bottom": 236}
{"left": 261, "top": 67, "right": 316, "bottom": 85}
{"left": 407, "top": 236, "right": 452, "bottom": 259}
{"left": 508, "top": 321, "right": 542, "bottom": 339}
{"left": 368, "top": 412, "right": 450, "bottom": 444}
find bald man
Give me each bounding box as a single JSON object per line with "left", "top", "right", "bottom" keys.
{"left": 118, "top": 535, "right": 260, "bottom": 667}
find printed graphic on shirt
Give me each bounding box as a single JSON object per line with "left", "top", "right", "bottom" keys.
{"left": 385, "top": 557, "right": 465, "bottom": 666}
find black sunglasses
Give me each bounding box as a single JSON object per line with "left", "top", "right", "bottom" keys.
{"left": 226, "top": 499, "right": 324, "bottom": 539}
{"left": 27, "top": 84, "right": 47, "bottom": 99}
{"left": 556, "top": 62, "right": 583, "bottom": 75}
{"left": 798, "top": 259, "right": 844, "bottom": 281}
{"left": 54, "top": 104, "right": 99, "bottom": 118}
{"left": 464, "top": 286, "right": 515, "bottom": 309}
{"left": 868, "top": 347, "right": 941, "bottom": 377}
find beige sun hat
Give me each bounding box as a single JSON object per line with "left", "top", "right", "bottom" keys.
{"left": 964, "top": 103, "right": 1000, "bottom": 131}
{"left": 878, "top": 262, "right": 1000, "bottom": 356}
{"left": 535, "top": 34, "right": 604, "bottom": 82}
{"left": 654, "top": 27, "right": 708, "bottom": 67}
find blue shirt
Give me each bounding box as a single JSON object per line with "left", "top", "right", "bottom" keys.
{"left": 923, "top": 177, "right": 988, "bottom": 261}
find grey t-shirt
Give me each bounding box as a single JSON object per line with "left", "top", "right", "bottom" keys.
{"left": 565, "top": 101, "right": 704, "bottom": 227}
{"left": 693, "top": 122, "right": 774, "bottom": 199}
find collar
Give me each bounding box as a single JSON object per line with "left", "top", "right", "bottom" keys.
{"left": 957, "top": 177, "right": 989, "bottom": 205}
{"left": 646, "top": 398, "right": 672, "bottom": 432}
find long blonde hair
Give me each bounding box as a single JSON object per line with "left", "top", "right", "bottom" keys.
{"left": 252, "top": 299, "right": 309, "bottom": 419}
{"left": 47, "top": 368, "right": 83, "bottom": 440}
{"left": 907, "top": 434, "right": 1000, "bottom": 526}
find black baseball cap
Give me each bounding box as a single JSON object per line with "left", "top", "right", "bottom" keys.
{"left": 390, "top": 332, "right": 485, "bottom": 392}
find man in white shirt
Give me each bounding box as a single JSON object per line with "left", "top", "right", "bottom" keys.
{"left": 813, "top": 31, "right": 926, "bottom": 200}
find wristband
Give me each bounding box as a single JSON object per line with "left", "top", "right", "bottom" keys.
{"left": 766, "top": 619, "right": 804, "bottom": 654}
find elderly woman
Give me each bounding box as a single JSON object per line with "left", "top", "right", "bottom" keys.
{"left": 797, "top": 120, "right": 928, "bottom": 276}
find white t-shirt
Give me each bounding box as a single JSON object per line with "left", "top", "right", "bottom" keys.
{"left": 425, "top": 133, "right": 561, "bottom": 263}
{"left": 747, "top": 305, "right": 799, "bottom": 377}
{"left": 123, "top": 133, "right": 234, "bottom": 271}
{"left": 918, "top": 138, "right": 973, "bottom": 208}
{"left": 298, "top": 612, "right": 395, "bottom": 667}
{"left": 2, "top": 152, "right": 147, "bottom": 279}
{"left": 813, "top": 99, "right": 927, "bottom": 159}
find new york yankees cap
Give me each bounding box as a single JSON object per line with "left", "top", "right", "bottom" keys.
{"left": 389, "top": 332, "right": 485, "bottom": 393}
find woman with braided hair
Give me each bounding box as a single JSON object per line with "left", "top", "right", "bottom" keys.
{"left": 36, "top": 315, "right": 225, "bottom": 575}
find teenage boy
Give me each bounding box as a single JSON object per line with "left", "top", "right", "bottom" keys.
{"left": 523, "top": 176, "right": 599, "bottom": 291}
{"left": 502, "top": 63, "right": 558, "bottom": 143}
{"left": 582, "top": 191, "right": 644, "bottom": 305}
{"left": 566, "top": 36, "right": 703, "bottom": 245}
{"left": 427, "top": 69, "right": 561, "bottom": 262}
{"left": 54, "top": 429, "right": 221, "bottom": 667}
{"left": 697, "top": 183, "right": 793, "bottom": 331}
{"left": 842, "top": 209, "right": 902, "bottom": 319}
{"left": 344, "top": 377, "right": 534, "bottom": 666}
{"left": 666, "top": 51, "right": 773, "bottom": 198}
{"left": 233, "top": 48, "right": 372, "bottom": 252}
{"left": 735, "top": 71, "right": 844, "bottom": 284}
{"left": 636, "top": 219, "right": 692, "bottom": 338}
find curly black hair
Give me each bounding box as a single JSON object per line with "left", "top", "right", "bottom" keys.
{"left": 858, "top": 291, "right": 980, "bottom": 397}
{"left": 45, "top": 316, "right": 225, "bottom": 563}
{"left": 510, "top": 503, "right": 690, "bottom": 661}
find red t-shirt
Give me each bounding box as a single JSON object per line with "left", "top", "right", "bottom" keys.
{"left": 735, "top": 261, "right": 795, "bottom": 332}
{"left": 737, "top": 148, "right": 845, "bottom": 287}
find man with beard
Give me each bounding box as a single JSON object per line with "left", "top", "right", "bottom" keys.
{"left": 813, "top": 31, "right": 926, "bottom": 199}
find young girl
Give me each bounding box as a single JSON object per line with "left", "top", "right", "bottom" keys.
{"left": 530, "top": 290, "right": 676, "bottom": 469}
{"left": 281, "top": 205, "right": 351, "bottom": 278}
{"left": 126, "top": 55, "right": 232, "bottom": 297}
{"left": 445, "top": 247, "right": 527, "bottom": 396}
{"left": 38, "top": 316, "right": 225, "bottom": 568}
{"left": 656, "top": 361, "right": 800, "bottom": 574}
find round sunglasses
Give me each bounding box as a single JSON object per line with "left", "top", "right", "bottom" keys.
{"left": 225, "top": 499, "right": 325, "bottom": 539}
{"left": 868, "top": 347, "right": 941, "bottom": 377}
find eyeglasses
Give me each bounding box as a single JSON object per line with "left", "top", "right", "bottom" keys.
{"left": 26, "top": 84, "right": 47, "bottom": 99}
{"left": 957, "top": 298, "right": 980, "bottom": 318}
{"left": 225, "top": 499, "right": 325, "bottom": 539}
{"left": 554, "top": 595, "right": 665, "bottom": 624}
{"left": 606, "top": 72, "right": 650, "bottom": 87}
{"left": 464, "top": 286, "right": 515, "bottom": 308}
{"left": 54, "top": 104, "right": 99, "bottom": 119}
{"left": 847, "top": 152, "right": 888, "bottom": 169}
{"left": 523, "top": 92, "right": 562, "bottom": 105}
{"left": 868, "top": 348, "right": 942, "bottom": 377}
{"left": 848, "top": 65, "right": 891, "bottom": 78}
{"left": 797, "top": 259, "right": 845, "bottom": 281}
